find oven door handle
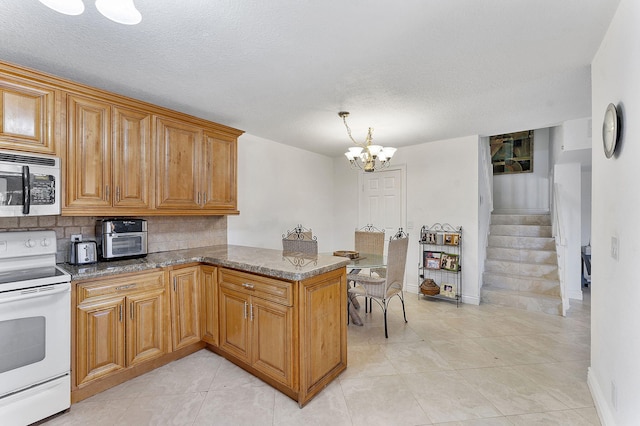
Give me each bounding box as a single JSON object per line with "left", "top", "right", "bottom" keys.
{"left": 22, "top": 165, "right": 31, "bottom": 215}
{"left": 0, "top": 284, "right": 70, "bottom": 304}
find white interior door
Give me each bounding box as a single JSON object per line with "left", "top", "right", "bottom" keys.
{"left": 358, "top": 167, "right": 405, "bottom": 246}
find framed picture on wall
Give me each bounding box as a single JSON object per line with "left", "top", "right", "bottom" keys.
{"left": 490, "top": 130, "right": 534, "bottom": 175}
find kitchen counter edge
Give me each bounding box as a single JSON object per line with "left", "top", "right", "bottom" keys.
{"left": 58, "top": 244, "right": 351, "bottom": 282}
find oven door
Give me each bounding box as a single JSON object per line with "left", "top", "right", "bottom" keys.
{"left": 0, "top": 282, "right": 70, "bottom": 398}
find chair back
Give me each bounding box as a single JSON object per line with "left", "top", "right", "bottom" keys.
{"left": 354, "top": 225, "right": 385, "bottom": 256}
{"left": 282, "top": 224, "right": 318, "bottom": 255}
{"left": 385, "top": 236, "right": 409, "bottom": 292}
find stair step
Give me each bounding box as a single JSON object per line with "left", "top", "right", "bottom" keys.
{"left": 490, "top": 224, "right": 552, "bottom": 238}
{"left": 488, "top": 235, "right": 556, "bottom": 250}
{"left": 485, "top": 259, "right": 559, "bottom": 280}
{"left": 491, "top": 214, "right": 551, "bottom": 226}
{"left": 481, "top": 285, "right": 563, "bottom": 316}
{"left": 487, "top": 247, "right": 557, "bottom": 264}
{"left": 483, "top": 272, "right": 561, "bottom": 296}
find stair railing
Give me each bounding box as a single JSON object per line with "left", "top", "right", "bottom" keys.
{"left": 552, "top": 182, "right": 569, "bottom": 316}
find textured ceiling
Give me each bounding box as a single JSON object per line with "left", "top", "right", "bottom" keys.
{"left": 0, "top": 0, "right": 620, "bottom": 157}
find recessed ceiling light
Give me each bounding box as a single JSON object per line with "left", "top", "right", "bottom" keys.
{"left": 38, "top": 0, "right": 85, "bottom": 16}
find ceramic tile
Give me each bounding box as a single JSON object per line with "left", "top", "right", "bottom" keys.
{"left": 402, "top": 370, "right": 502, "bottom": 423}
{"left": 340, "top": 375, "right": 431, "bottom": 425}
{"left": 459, "top": 366, "right": 569, "bottom": 416}
{"left": 45, "top": 287, "right": 596, "bottom": 426}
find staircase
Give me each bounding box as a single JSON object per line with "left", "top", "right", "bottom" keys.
{"left": 481, "top": 213, "right": 563, "bottom": 316}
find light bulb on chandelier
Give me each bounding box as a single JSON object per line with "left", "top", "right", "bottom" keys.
{"left": 339, "top": 112, "right": 396, "bottom": 172}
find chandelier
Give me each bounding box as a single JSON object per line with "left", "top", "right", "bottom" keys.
{"left": 38, "top": 0, "right": 142, "bottom": 25}
{"left": 339, "top": 112, "right": 396, "bottom": 172}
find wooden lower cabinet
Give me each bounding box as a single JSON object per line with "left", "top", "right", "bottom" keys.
{"left": 218, "top": 281, "right": 294, "bottom": 387}
{"left": 74, "top": 270, "right": 168, "bottom": 388}
{"left": 217, "top": 266, "right": 347, "bottom": 406}
{"left": 169, "top": 266, "right": 201, "bottom": 350}
{"left": 72, "top": 263, "right": 346, "bottom": 407}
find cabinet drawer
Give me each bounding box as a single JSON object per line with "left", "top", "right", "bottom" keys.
{"left": 77, "top": 270, "right": 166, "bottom": 304}
{"left": 219, "top": 268, "right": 293, "bottom": 306}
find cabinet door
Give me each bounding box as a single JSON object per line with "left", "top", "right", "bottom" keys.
{"left": 156, "top": 117, "right": 201, "bottom": 209}
{"left": 202, "top": 131, "right": 237, "bottom": 211}
{"left": 0, "top": 76, "right": 56, "bottom": 154}
{"left": 76, "top": 297, "right": 125, "bottom": 386}
{"left": 66, "top": 93, "right": 111, "bottom": 208}
{"left": 200, "top": 265, "right": 218, "bottom": 346}
{"left": 218, "top": 285, "right": 251, "bottom": 363}
{"left": 251, "top": 297, "right": 294, "bottom": 387}
{"left": 170, "top": 266, "right": 201, "bottom": 350}
{"left": 113, "top": 106, "right": 152, "bottom": 209}
{"left": 126, "top": 288, "right": 167, "bottom": 366}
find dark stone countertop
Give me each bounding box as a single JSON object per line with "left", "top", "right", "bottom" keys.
{"left": 58, "top": 244, "right": 350, "bottom": 282}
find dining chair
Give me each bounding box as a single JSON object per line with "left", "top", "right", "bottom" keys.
{"left": 347, "top": 230, "right": 409, "bottom": 338}
{"left": 354, "top": 224, "right": 386, "bottom": 278}
{"left": 282, "top": 224, "right": 317, "bottom": 255}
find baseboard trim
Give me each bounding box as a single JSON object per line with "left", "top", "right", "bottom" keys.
{"left": 461, "top": 295, "right": 480, "bottom": 305}
{"left": 588, "top": 367, "right": 614, "bottom": 425}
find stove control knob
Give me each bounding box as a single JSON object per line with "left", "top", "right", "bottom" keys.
{"left": 26, "top": 239, "right": 36, "bottom": 248}
{"left": 41, "top": 238, "right": 51, "bottom": 247}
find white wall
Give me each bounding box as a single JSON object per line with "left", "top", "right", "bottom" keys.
{"left": 493, "top": 128, "right": 550, "bottom": 213}
{"left": 590, "top": 0, "right": 640, "bottom": 424}
{"left": 478, "top": 136, "right": 494, "bottom": 290}
{"left": 334, "top": 135, "right": 481, "bottom": 304}
{"left": 227, "top": 133, "right": 336, "bottom": 252}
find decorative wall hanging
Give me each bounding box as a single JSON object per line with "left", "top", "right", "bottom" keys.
{"left": 490, "top": 130, "right": 534, "bottom": 175}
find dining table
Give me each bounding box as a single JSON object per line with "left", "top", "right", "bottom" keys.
{"left": 343, "top": 252, "right": 387, "bottom": 326}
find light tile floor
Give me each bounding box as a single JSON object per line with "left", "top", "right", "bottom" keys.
{"left": 45, "top": 290, "right": 597, "bottom": 425}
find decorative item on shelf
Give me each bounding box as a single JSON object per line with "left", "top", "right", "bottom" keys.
{"left": 440, "top": 282, "right": 457, "bottom": 298}
{"left": 38, "top": 0, "right": 142, "bottom": 25}
{"left": 444, "top": 233, "right": 459, "bottom": 246}
{"left": 440, "top": 253, "right": 459, "bottom": 271}
{"left": 420, "top": 278, "right": 440, "bottom": 296}
{"left": 339, "top": 111, "right": 397, "bottom": 172}
{"left": 423, "top": 251, "right": 442, "bottom": 269}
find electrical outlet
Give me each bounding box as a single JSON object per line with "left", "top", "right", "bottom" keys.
{"left": 71, "top": 234, "right": 82, "bottom": 242}
{"left": 611, "top": 236, "right": 619, "bottom": 260}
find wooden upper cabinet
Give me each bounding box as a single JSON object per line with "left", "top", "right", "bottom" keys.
{"left": 65, "top": 93, "right": 112, "bottom": 208}
{"left": 156, "top": 117, "right": 202, "bottom": 209}
{"left": 113, "top": 106, "right": 152, "bottom": 209}
{"left": 0, "top": 75, "right": 57, "bottom": 154}
{"left": 202, "top": 131, "right": 237, "bottom": 211}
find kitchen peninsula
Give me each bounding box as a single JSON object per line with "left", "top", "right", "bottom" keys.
{"left": 63, "top": 246, "right": 350, "bottom": 407}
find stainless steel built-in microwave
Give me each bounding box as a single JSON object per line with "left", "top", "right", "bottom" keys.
{"left": 0, "top": 150, "right": 60, "bottom": 216}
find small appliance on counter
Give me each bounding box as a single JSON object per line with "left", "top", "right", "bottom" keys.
{"left": 96, "top": 218, "right": 148, "bottom": 260}
{"left": 68, "top": 235, "right": 97, "bottom": 265}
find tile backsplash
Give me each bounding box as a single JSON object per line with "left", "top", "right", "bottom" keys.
{"left": 0, "top": 216, "right": 227, "bottom": 263}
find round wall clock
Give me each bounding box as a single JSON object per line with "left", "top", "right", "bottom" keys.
{"left": 602, "top": 103, "right": 620, "bottom": 159}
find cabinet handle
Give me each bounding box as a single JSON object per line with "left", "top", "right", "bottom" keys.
{"left": 242, "top": 283, "right": 254, "bottom": 290}
{"left": 130, "top": 302, "right": 134, "bottom": 320}
{"left": 250, "top": 303, "right": 254, "bottom": 321}
{"left": 105, "top": 185, "right": 110, "bottom": 200}
{"left": 197, "top": 192, "right": 201, "bottom": 205}
{"left": 116, "top": 186, "right": 120, "bottom": 202}
{"left": 173, "top": 277, "right": 177, "bottom": 292}
{"left": 203, "top": 192, "right": 207, "bottom": 204}
{"left": 119, "top": 304, "right": 123, "bottom": 322}
{"left": 243, "top": 301, "right": 248, "bottom": 319}
{"left": 115, "top": 284, "right": 137, "bottom": 291}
